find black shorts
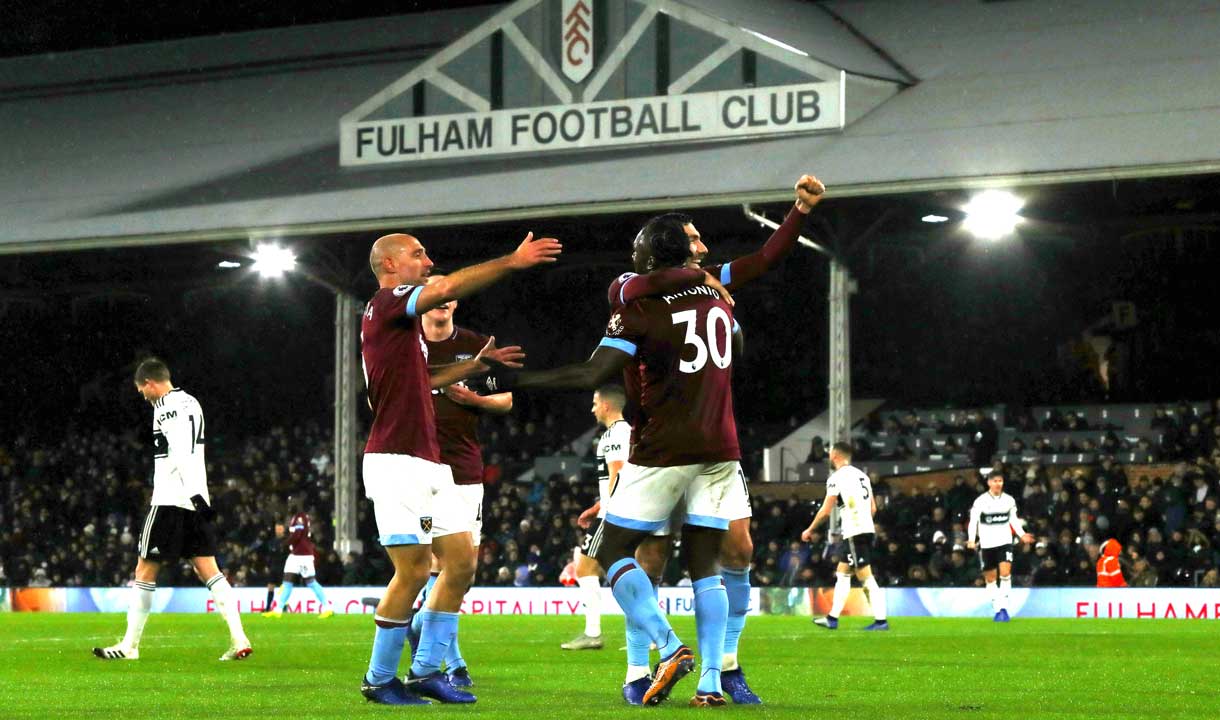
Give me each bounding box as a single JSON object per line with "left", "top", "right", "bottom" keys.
{"left": 978, "top": 544, "right": 1014, "bottom": 571}
{"left": 837, "top": 533, "right": 874, "bottom": 569}
{"left": 138, "top": 505, "right": 218, "bottom": 561}
{"left": 580, "top": 518, "right": 603, "bottom": 556}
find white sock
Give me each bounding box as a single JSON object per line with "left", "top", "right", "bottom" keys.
{"left": 577, "top": 575, "right": 602, "bottom": 636}
{"left": 999, "top": 575, "right": 1012, "bottom": 611}
{"left": 987, "top": 580, "right": 999, "bottom": 614}
{"left": 626, "top": 665, "right": 651, "bottom": 683}
{"left": 122, "top": 580, "right": 155, "bottom": 648}
{"left": 206, "top": 573, "right": 248, "bottom": 646}
{"left": 722, "top": 652, "right": 738, "bottom": 672}
{"left": 862, "top": 576, "right": 886, "bottom": 621}
{"left": 829, "top": 572, "right": 851, "bottom": 618}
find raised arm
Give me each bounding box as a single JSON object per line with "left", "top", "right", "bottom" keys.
{"left": 720, "top": 175, "right": 826, "bottom": 289}
{"left": 413, "top": 232, "right": 562, "bottom": 315}
{"left": 430, "top": 336, "right": 524, "bottom": 388}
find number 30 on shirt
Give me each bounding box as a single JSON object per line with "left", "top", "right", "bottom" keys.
{"left": 672, "top": 307, "right": 732, "bottom": 374}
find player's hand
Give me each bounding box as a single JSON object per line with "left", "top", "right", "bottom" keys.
{"left": 475, "top": 336, "right": 525, "bottom": 369}
{"left": 443, "top": 383, "right": 482, "bottom": 406}
{"left": 967, "top": 540, "right": 977, "bottom": 550}
{"left": 507, "top": 232, "right": 563, "bottom": 269}
{"left": 794, "top": 174, "right": 826, "bottom": 213}
{"left": 800, "top": 525, "right": 815, "bottom": 543}
{"left": 1020, "top": 533, "right": 1034, "bottom": 544}
{"left": 577, "top": 505, "right": 598, "bottom": 529}
{"left": 701, "top": 271, "right": 735, "bottom": 306}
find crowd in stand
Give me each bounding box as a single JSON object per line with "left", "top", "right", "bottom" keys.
{"left": 4, "top": 400, "right": 1220, "bottom": 592}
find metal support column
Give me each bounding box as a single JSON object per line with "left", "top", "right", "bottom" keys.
{"left": 333, "top": 292, "right": 363, "bottom": 555}
{"left": 828, "top": 259, "right": 853, "bottom": 446}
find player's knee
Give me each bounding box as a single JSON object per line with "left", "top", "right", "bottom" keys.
{"left": 719, "top": 536, "right": 753, "bottom": 569}
{"left": 592, "top": 523, "right": 644, "bottom": 568}
{"left": 634, "top": 537, "right": 669, "bottom": 577}
{"left": 681, "top": 524, "right": 726, "bottom": 581}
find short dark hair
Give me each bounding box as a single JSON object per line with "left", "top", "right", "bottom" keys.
{"left": 134, "top": 357, "right": 171, "bottom": 384}
{"left": 635, "top": 212, "right": 693, "bottom": 269}
{"left": 831, "top": 441, "right": 853, "bottom": 457}
{"left": 595, "top": 384, "right": 627, "bottom": 410}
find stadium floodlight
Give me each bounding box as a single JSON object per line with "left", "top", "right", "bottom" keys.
{"left": 921, "top": 214, "right": 949, "bottom": 223}
{"left": 217, "top": 260, "right": 242, "bottom": 269}
{"left": 962, "top": 190, "right": 1024, "bottom": 240}
{"left": 250, "top": 244, "right": 297, "bottom": 278}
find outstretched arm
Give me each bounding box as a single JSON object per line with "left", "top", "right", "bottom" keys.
{"left": 721, "top": 175, "right": 826, "bottom": 289}
{"left": 413, "top": 232, "right": 562, "bottom": 315}
{"left": 482, "top": 345, "right": 631, "bottom": 393}
{"left": 430, "top": 336, "right": 524, "bottom": 388}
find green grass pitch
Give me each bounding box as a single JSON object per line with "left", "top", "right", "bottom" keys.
{"left": 2, "top": 613, "right": 1215, "bottom": 719}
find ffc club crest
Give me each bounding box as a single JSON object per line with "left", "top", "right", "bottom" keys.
{"left": 561, "top": 0, "right": 594, "bottom": 83}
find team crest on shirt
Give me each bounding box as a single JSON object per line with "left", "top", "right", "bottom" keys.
{"left": 392, "top": 284, "right": 414, "bottom": 297}
{"left": 607, "top": 313, "right": 624, "bottom": 336}
{"left": 420, "top": 516, "right": 433, "bottom": 533}
{"left": 455, "top": 353, "right": 474, "bottom": 361}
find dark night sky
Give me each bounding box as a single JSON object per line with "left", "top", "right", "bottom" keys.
{"left": 3, "top": 2, "right": 1218, "bottom": 437}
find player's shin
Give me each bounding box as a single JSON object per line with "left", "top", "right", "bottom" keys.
{"left": 366, "top": 615, "right": 410, "bottom": 685}
{"left": 122, "top": 581, "right": 156, "bottom": 649}
{"left": 607, "top": 558, "right": 681, "bottom": 657}
{"left": 276, "top": 581, "right": 295, "bottom": 610}
{"left": 999, "top": 575, "right": 1012, "bottom": 612}
{"left": 307, "top": 579, "right": 329, "bottom": 610}
{"left": 409, "top": 609, "right": 459, "bottom": 676}
{"left": 625, "top": 613, "right": 652, "bottom": 682}
{"left": 206, "top": 573, "right": 248, "bottom": 644}
{"left": 987, "top": 579, "right": 999, "bottom": 614}
{"left": 862, "top": 575, "right": 887, "bottom": 621}
{"left": 720, "top": 567, "right": 750, "bottom": 671}
{"left": 830, "top": 572, "right": 851, "bottom": 619}
{"left": 410, "top": 573, "right": 440, "bottom": 635}
{"left": 692, "top": 575, "right": 728, "bottom": 695}
{"left": 576, "top": 575, "right": 602, "bottom": 637}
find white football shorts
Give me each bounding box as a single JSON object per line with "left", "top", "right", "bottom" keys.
{"left": 282, "top": 554, "right": 316, "bottom": 578}
{"left": 603, "top": 460, "right": 744, "bottom": 532}
{"left": 362, "top": 453, "right": 467, "bottom": 545}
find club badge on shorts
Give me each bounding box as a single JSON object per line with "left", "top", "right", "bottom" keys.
{"left": 420, "top": 516, "right": 433, "bottom": 533}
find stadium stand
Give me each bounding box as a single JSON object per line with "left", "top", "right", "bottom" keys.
{"left": 3, "top": 399, "right": 1217, "bottom": 592}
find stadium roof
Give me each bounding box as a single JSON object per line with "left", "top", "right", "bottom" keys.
{"left": 2, "top": 0, "right": 1219, "bottom": 253}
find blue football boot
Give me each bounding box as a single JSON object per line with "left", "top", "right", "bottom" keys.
{"left": 361, "top": 676, "right": 431, "bottom": 706}
{"left": 814, "top": 615, "right": 838, "bottom": 630}
{"left": 447, "top": 666, "right": 474, "bottom": 688}
{"left": 721, "top": 667, "right": 763, "bottom": 704}
{"left": 995, "top": 609, "right": 1010, "bottom": 623}
{"left": 407, "top": 670, "right": 477, "bottom": 704}
{"left": 623, "top": 676, "right": 651, "bottom": 705}
{"left": 863, "top": 620, "right": 890, "bottom": 631}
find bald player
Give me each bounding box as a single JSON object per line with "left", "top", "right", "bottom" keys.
{"left": 359, "top": 231, "right": 560, "bottom": 706}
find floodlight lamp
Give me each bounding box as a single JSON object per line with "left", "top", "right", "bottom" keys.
{"left": 251, "top": 244, "right": 297, "bottom": 278}
{"left": 921, "top": 214, "right": 949, "bottom": 223}
{"left": 962, "top": 190, "right": 1023, "bottom": 240}
{"left": 217, "top": 260, "right": 242, "bottom": 269}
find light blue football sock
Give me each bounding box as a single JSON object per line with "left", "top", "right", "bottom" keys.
{"left": 307, "top": 579, "right": 328, "bottom": 607}
{"left": 409, "top": 609, "right": 458, "bottom": 676}
{"left": 721, "top": 567, "right": 751, "bottom": 659}
{"left": 625, "top": 575, "right": 659, "bottom": 669}
{"left": 607, "top": 559, "right": 681, "bottom": 659}
{"left": 693, "top": 575, "right": 728, "bottom": 695}
{"left": 276, "top": 581, "right": 294, "bottom": 610}
{"left": 365, "top": 616, "right": 409, "bottom": 685}
{"left": 445, "top": 631, "right": 466, "bottom": 671}
{"left": 410, "top": 574, "right": 439, "bottom": 636}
